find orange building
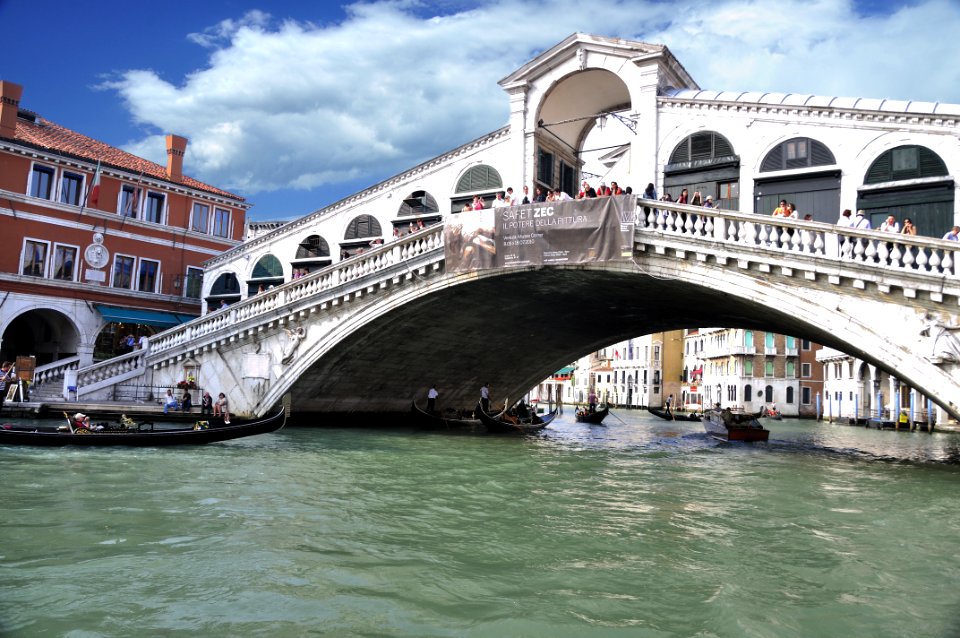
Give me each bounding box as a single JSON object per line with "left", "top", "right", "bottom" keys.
{"left": 0, "top": 80, "right": 248, "bottom": 370}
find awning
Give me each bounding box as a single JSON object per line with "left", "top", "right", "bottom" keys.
{"left": 553, "top": 366, "right": 576, "bottom": 376}
{"left": 94, "top": 304, "right": 197, "bottom": 328}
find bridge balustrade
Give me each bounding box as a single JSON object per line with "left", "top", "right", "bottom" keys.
{"left": 148, "top": 225, "right": 444, "bottom": 358}
{"left": 637, "top": 200, "right": 960, "bottom": 277}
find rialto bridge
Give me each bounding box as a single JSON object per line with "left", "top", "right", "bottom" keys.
{"left": 52, "top": 199, "right": 960, "bottom": 421}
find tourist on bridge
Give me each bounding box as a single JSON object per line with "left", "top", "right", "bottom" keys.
{"left": 836, "top": 209, "right": 854, "bottom": 227}
{"left": 879, "top": 215, "right": 900, "bottom": 233}
{"left": 772, "top": 199, "right": 788, "bottom": 217}
{"left": 427, "top": 384, "right": 438, "bottom": 413}
{"left": 853, "top": 210, "right": 872, "bottom": 229}
{"left": 901, "top": 218, "right": 917, "bottom": 235}
{"left": 943, "top": 226, "right": 960, "bottom": 241}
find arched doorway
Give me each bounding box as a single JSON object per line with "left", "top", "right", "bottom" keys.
{"left": 664, "top": 131, "right": 739, "bottom": 208}
{"left": 754, "top": 137, "right": 840, "bottom": 221}
{"left": 1, "top": 309, "right": 79, "bottom": 366}
{"left": 857, "top": 145, "right": 953, "bottom": 237}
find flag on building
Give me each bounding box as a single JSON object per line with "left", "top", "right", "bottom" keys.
{"left": 87, "top": 161, "right": 102, "bottom": 207}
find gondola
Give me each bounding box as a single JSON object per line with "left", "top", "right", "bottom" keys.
{"left": 646, "top": 406, "right": 701, "bottom": 422}
{"left": 701, "top": 407, "right": 769, "bottom": 442}
{"left": 475, "top": 403, "right": 558, "bottom": 434}
{"left": 574, "top": 405, "right": 609, "bottom": 424}
{"left": 0, "top": 408, "right": 286, "bottom": 447}
{"left": 410, "top": 400, "right": 504, "bottom": 431}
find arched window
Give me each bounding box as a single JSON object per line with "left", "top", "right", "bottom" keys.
{"left": 295, "top": 235, "right": 329, "bottom": 259}
{"left": 786, "top": 387, "right": 795, "bottom": 404}
{"left": 456, "top": 165, "right": 502, "bottom": 193}
{"left": 760, "top": 137, "right": 836, "bottom": 172}
{"left": 744, "top": 384, "right": 752, "bottom": 402}
{"left": 668, "top": 131, "right": 735, "bottom": 165}
{"left": 344, "top": 215, "right": 382, "bottom": 240}
{"left": 452, "top": 165, "right": 505, "bottom": 213}
{"left": 206, "top": 272, "right": 241, "bottom": 309}
{"left": 395, "top": 191, "right": 442, "bottom": 236}
{"left": 340, "top": 215, "right": 383, "bottom": 259}
{"left": 764, "top": 385, "right": 774, "bottom": 402}
{"left": 865, "top": 145, "right": 947, "bottom": 184}
{"left": 248, "top": 254, "right": 284, "bottom": 296}
{"left": 291, "top": 235, "right": 331, "bottom": 278}
{"left": 398, "top": 191, "right": 439, "bottom": 216}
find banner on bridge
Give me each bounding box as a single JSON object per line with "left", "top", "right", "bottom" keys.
{"left": 444, "top": 195, "right": 635, "bottom": 273}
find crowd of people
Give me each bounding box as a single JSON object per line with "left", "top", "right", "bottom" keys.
{"left": 835, "top": 207, "right": 958, "bottom": 240}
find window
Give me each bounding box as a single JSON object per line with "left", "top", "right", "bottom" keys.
{"left": 185, "top": 267, "right": 203, "bottom": 299}
{"left": 654, "top": 345, "right": 661, "bottom": 361}
{"left": 560, "top": 162, "right": 576, "bottom": 198}
{"left": 30, "top": 164, "right": 55, "bottom": 200}
{"left": 60, "top": 171, "right": 84, "bottom": 206}
{"left": 138, "top": 258, "right": 160, "bottom": 293}
{"left": 786, "top": 387, "right": 795, "bottom": 404}
{"left": 765, "top": 332, "right": 775, "bottom": 349}
{"left": 801, "top": 339, "right": 811, "bottom": 350}
{"left": 213, "top": 207, "right": 231, "bottom": 238}
{"left": 120, "top": 185, "right": 141, "bottom": 218}
{"left": 112, "top": 255, "right": 135, "bottom": 289}
{"left": 537, "top": 147, "right": 554, "bottom": 185}
{"left": 22, "top": 239, "right": 48, "bottom": 277}
{"left": 718, "top": 181, "right": 739, "bottom": 200}
{"left": 785, "top": 139, "right": 807, "bottom": 161}
{"left": 765, "top": 385, "right": 774, "bottom": 402}
{"left": 765, "top": 360, "right": 774, "bottom": 377}
{"left": 802, "top": 387, "right": 812, "bottom": 405}
{"left": 191, "top": 202, "right": 211, "bottom": 233}
{"left": 145, "top": 192, "right": 165, "bottom": 224}
{"left": 786, "top": 361, "right": 796, "bottom": 378}
{"left": 53, "top": 245, "right": 77, "bottom": 281}
{"left": 744, "top": 330, "right": 754, "bottom": 348}
{"left": 801, "top": 363, "right": 811, "bottom": 378}
{"left": 786, "top": 336, "right": 796, "bottom": 349}
{"left": 892, "top": 147, "right": 918, "bottom": 172}
{"left": 744, "top": 360, "right": 753, "bottom": 376}
{"left": 745, "top": 384, "right": 752, "bottom": 401}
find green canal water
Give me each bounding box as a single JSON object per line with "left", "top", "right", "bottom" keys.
{"left": 2, "top": 412, "right": 960, "bottom": 637}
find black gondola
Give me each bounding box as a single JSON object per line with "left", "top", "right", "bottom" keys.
{"left": 475, "top": 403, "right": 558, "bottom": 434}
{"left": 646, "top": 406, "right": 701, "bottom": 422}
{"left": 575, "top": 405, "right": 609, "bottom": 424}
{"left": 0, "top": 408, "right": 286, "bottom": 447}
{"left": 410, "top": 400, "right": 504, "bottom": 430}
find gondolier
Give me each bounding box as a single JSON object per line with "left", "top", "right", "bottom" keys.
{"left": 427, "top": 384, "right": 438, "bottom": 413}
{"left": 480, "top": 383, "right": 490, "bottom": 413}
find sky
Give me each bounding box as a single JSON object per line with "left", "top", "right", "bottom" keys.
{"left": 2, "top": 0, "right": 960, "bottom": 221}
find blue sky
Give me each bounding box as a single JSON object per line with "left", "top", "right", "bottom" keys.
{"left": 3, "top": 0, "right": 959, "bottom": 221}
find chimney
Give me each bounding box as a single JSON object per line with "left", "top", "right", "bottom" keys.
{"left": 165, "top": 134, "right": 188, "bottom": 181}
{"left": 0, "top": 81, "right": 24, "bottom": 139}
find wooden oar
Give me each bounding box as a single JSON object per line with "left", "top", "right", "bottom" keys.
{"left": 62, "top": 411, "right": 74, "bottom": 434}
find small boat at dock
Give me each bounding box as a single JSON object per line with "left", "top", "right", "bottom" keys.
{"left": 476, "top": 402, "right": 558, "bottom": 434}
{"left": 647, "top": 406, "right": 701, "bottom": 422}
{"left": 575, "top": 405, "right": 609, "bottom": 424}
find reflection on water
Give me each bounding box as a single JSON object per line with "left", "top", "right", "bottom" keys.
{"left": 1, "top": 411, "right": 959, "bottom": 637}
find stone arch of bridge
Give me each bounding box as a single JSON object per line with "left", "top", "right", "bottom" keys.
{"left": 249, "top": 260, "right": 960, "bottom": 419}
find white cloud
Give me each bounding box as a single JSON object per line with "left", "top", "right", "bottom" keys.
{"left": 103, "top": 0, "right": 960, "bottom": 202}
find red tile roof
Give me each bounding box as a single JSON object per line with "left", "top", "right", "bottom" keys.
{"left": 9, "top": 115, "right": 245, "bottom": 202}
